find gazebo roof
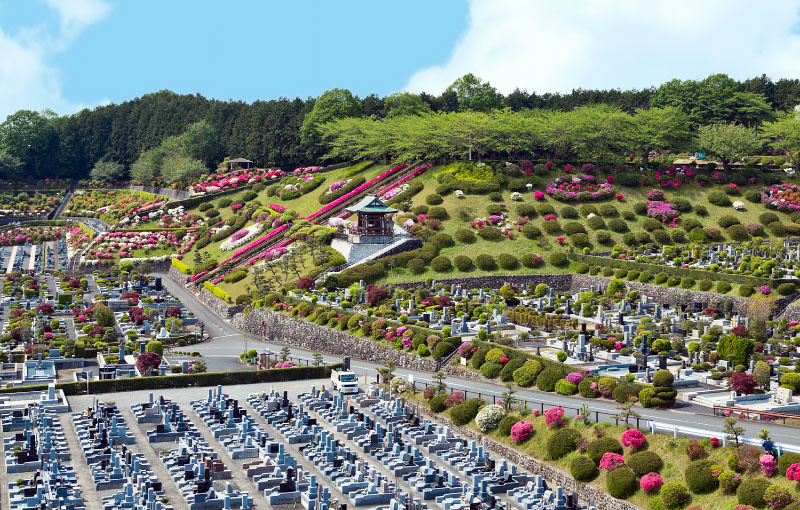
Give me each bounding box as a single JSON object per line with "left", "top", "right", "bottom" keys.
{"left": 346, "top": 195, "right": 397, "bottom": 214}
{"left": 229, "top": 157, "right": 253, "bottom": 163}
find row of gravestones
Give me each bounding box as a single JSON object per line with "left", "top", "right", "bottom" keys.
{"left": 130, "top": 393, "right": 251, "bottom": 510}
{"left": 3, "top": 403, "right": 86, "bottom": 510}
{"left": 71, "top": 401, "right": 170, "bottom": 509}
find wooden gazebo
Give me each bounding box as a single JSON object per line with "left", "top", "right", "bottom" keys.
{"left": 229, "top": 157, "right": 252, "bottom": 170}
{"left": 340, "top": 195, "right": 397, "bottom": 244}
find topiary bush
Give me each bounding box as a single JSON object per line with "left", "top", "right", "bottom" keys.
{"left": 481, "top": 362, "right": 503, "bottom": 378}
{"left": 497, "top": 415, "right": 520, "bottom": 436}
{"left": 579, "top": 378, "right": 599, "bottom": 398}
{"left": 497, "top": 253, "right": 519, "bottom": 269}
{"left": 429, "top": 394, "right": 448, "bottom": 413}
{"left": 661, "top": 482, "right": 691, "bottom": 509}
{"left": 454, "top": 228, "right": 476, "bottom": 243}
{"left": 475, "top": 254, "right": 497, "bottom": 270}
{"left": 737, "top": 478, "right": 771, "bottom": 508}
{"left": 555, "top": 379, "right": 577, "bottom": 395}
{"left": 608, "top": 218, "right": 628, "bottom": 233}
{"left": 426, "top": 194, "right": 443, "bottom": 205}
{"left": 549, "top": 252, "right": 568, "bottom": 267}
{"left": 513, "top": 366, "right": 535, "bottom": 387}
{"left": 430, "top": 256, "right": 452, "bottom": 272}
{"left": 547, "top": 428, "right": 580, "bottom": 459}
{"left": 778, "top": 283, "right": 796, "bottom": 296}
{"left": 708, "top": 191, "right": 732, "bottom": 207}
{"left": 450, "top": 398, "right": 485, "bottom": 425}
{"left": 588, "top": 437, "right": 624, "bottom": 465}
{"left": 629, "top": 451, "right": 664, "bottom": 477}
{"left": 536, "top": 367, "right": 564, "bottom": 392}
{"left": 500, "top": 358, "right": 525, "bottom": 382}
{"left": 777, "top": 452, "right": 800, "bottom": 476}
{"left": 453, "top": 255, "right": 474, "bottom": 271}
{"left": 478, "top": 226, "right": 503, "bottom": 241}
{"left": 522, "top": 224, "right": 542, "bottom": 238}
{"left": 606, "top": 467, "right": 638, "bottom": 499}
{"left": 563, "top": 222, "right": 587, "bottom": 235}
{"left": 685, "top": 459, "right": 719, "bottom": 494}
{"left": 612, "top": 384, "right": 638, "bottom": 403}
{"left": 571, "top": 455, "right": 599, "bottom": 482}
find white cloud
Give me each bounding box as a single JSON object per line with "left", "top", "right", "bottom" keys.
{"left": 406, "top": 0, "right": 800, "bottom": 96}
{"left": 0, "top": 0, "right": 111, "bottom": 121}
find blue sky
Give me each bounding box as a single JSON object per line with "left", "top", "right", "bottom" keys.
{"left": 2, "top": 0, "right": 800, "bottom": 121}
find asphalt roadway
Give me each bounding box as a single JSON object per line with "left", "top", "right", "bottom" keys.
{"left": 155, "top": 273, "right": 800, "bottom": 446}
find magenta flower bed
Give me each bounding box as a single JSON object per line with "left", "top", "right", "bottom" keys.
{"left": 379, "top": 163, "right": 430, "bottom": 197}
{"left": 269, "top": 203, "right": 286, "bottom": 213}
{"left": 304, "top": 163, "right": 407, "bottom": 221}
{"left": 219, "top": 224, "right": 289, "bottom": 265}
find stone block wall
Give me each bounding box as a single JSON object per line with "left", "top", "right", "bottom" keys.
{"left": 167, "top": 265, "right": 192, "bottom": 285}
{"left": 197, "top": 288, "right": 246, "bottom": 319}
{"left": 230, "top": 307, "right": 439, "bottom": 372}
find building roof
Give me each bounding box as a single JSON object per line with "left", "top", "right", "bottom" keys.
{"left": 229, "top": 157, "right": 252, "bottom": 163}
{"left": 345, "top": 195, "right": 397, "bottom": 214}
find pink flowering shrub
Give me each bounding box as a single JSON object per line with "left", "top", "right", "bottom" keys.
{"left": 599, "top": 452, "right": 625, "bottom": 471}
{"left": 640, "top": 472, "right": 663, "bottom": 493}
{"left": 566, "top": 372, "right": 584, "bottom": 384}
{"left": 274, "top": 361, "right": 296, "bottom": 368}
{"left": 647, "top": 201, "right": 679, "bottom": 221}
{"left": 786, "top": 462, "right": 800, "bottom": 482}
{"left": 621, "top": 429, "right": 647, "bottom": 449}
{"left": 759, "top": 285, "right": 772, "bottom": 296}
{"left": 510, "top": 420, "right": 533, "bottom": 443}
{"left": 544, "top": 407, "right": 564, "bottom": 428}
{"left": 647, "top": 189, "right": 665, "bottom": 201}
{"left": 761, "top": 454, "right": 777, "bottom": 477}
{"left": 710, "top": 437, "right": 721, "bottom": 448}
{"left": 533, "top": 191, "right": 545, "bottom": 200}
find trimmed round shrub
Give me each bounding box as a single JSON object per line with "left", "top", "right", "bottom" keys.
{"left": 698, "top": 279, "right": 713, "bottom": 291}
{"left": 549, "top": 252, "right": 568, "bottom": 267}
{"left": 431, "top": 256, "right": 452, "bottom": 272}
{"left": 653, "top": 369, "right": 674, "bottom": 387}
{"left": 571, "top": 455, "right": 599, "bottom": 482}
{"left": 561, "top": 206, "right": 579, "bottom": 218}
{"left": 478, "top": 226, "right": 503, "bottom": 241}
{"left": 579, "top": 378, "right": 599, "bottom": 398}
{"left": 555, "top": 379, "right": 577, "bottom": 395}
{"left": 667, "top": 276, "right": 681, "bottom": 287}
{"left": 431, "top": 233, "right": 454, "bottom": 248}
{"left": 588, "top": 437, "right": 624, "bottom": 465}
{"left": 599, "top": 204, "right": 619, "bottom": 217}
{"left": 653, "top": 229, "right": 670, "bottom": 244}
{"left": 746, "top": 189, "right": 763, "bottom": 203}
{"left": 587, "top": 216, "right": 607, "bottom": 230}
{"left": 606, "top": 467, "right": 637, "bottom": 499}
{"left": 708, "top": 191, "right": 732, "bottom": 207}
{"left": 760, "top": 212, "right": 780, "bottom": 225}
{"left": 608, "top": 219, "right": 628, "bottom": 233}
{"left": 717, "top": 281, "right": 732, "bottom": 294}
{"left": 612, "top": 384, "right": 638, "bottom": 403}
{"left": 516, "top": 203, "right": 537, "bottom": 217}
{"left": 570, "top": 233, "right": 591, "bottom": 248}
{"left": 428, "top": 206, "right": 448, "bottom": 220}
{"left": 480, "top": 362, "right": 503, "bottom": 378}
{"left": 580, "top": 204, "right": 599, "bottom": 216}
{"left": 629, "top": 451, "right": 664, "bottom": 477}
{"left": 547, "top": 428, "right": 580, "bottom": 460}
{"left": 542, "top": 221, "right": 562, "bottom": 234}
{"left": 536, "top": 367, "right": 564, "bottom": 392}
{"left": 500, "top": 358, "right": 525, "bottom": 382}
{"left": 777, "top": 452, "right": 800, "bottom": 476}
{"left": 563, "top": 222, "right": 587, "bottom": 235}
{"left": 413, "top": 205, "right": 429, "bottom": 215}
{"left": 661, "top": 482, "right": 691, "bottom": 509}
{"left": 450, "top": 398, "right": 484, "bottom": 425}
{"left": 671, "top": 198, "right": 691, "bottom": 212}
{"left": 453, "top": 255, "right": 474, "bottom": 271}
{"left": 486, "top": 204, "right": 503, "bottom": 216}
{"left": 778, "top": 283, "right": 796, "bottom": 296}
{"left": 596, "top": 230, "right": 612, "bottom": 243}
{"left": 524, "top": 359, "right": 543, "bottom": 377}
{"left": 685, "top": 459, "right": 719, "bottom": 494}
{"left": 769, "top": 221, "right": 786, "bottom": 237}
{"left": 642, "top": 218, "right": 663, "bottom": 231}
{"left": 475, "top": 254, "right": 497, "bottom": 270}
{"left": 728, "top": 224, "right": 749, "bottom": 241}
{"left": 739, "top": 284, "right": 755, "bottom": 297}
{"left": 497, "top": 253, "right": 519, "bottom": 269}
{"left": 407, "top": 258, "right": 425, "bottom": 274}
{"left": 695, "top": 205, "right": 708, "bottom": 216}
{"left": 454, "top": 228, "right": 477, "bottom": 243}
{"left": 633, "top": 202, "right": 648, "bottom": 215}
{"left": 536, "top": 203, "right": 555, "bottom": 215}
{"left": 489, "top": 191, "right": 503, "bottom": 202}
{"left": 737, "top": 478, "right": 771, "bottom": 508}
{"left": 426, "top": 194, "right": 443, "bottom": 205}
{"left": 513, "top": 366, "right": 535, "bottom": 387}
{"left": 522, "top": 224, "right": 542, "bottom": 238}
{"left": 497, "top": 415, "right": 520, "bottom": 436}
{"left": 718, "top": 470, "right": 742, "bottom": 494}
{"left": 472, "top": 347, "right": 490, "bottom": 369}
{"left": 434, "top": 342, "right": 455, "bottom": 359}
{"left": 429, "top": 394, "right": 447, "bottom": 413}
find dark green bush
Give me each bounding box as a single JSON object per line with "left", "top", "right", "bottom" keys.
{"left": 578, "top": 378, "right": 599, "bottom": 398}
{"left": 547, "top": 428, "right": 580, "bottom": 459}
{"left": 599, "top": 204, "right": 618, "bottom": 217}
{"left": 453, "top": 255, "right": 474, "bottom": 271}
{"left": 561, "top": 206, "right": 579, "bottom": 218}
{"left": 695, "top": 205, "right": 708, "bottom": 216}
{"left": 478, "top": 226, "right": 504, "bottom": 241}
{"left": 428, "top": 206, "right": 448, "bottom": 220}
{"left": 431, "top": 233, "right": 454, "bottom": 248}
{"left": 431, "top": 256, "right": 452, "bottom": 272}
{"left": 587, "top": 216, "right": 607, "bottom": 230}
{"left": 628, "top": 451, "right": 664, "bottom": 477}
{"left": 727, "top": 225, "right": 749, "bottom": 241}
{"left": 542, "top": 221, "right": 562, "bottom": 234}
{"left": 739, "top": 284, "right": 755, "bottom": 297}
{"left": 522, "top": 224, "right": 542, "bottom": 238}
{"left": 708, "top": 191, "right": 732, "bottom": 207}
{"left": 563, "top": 222, "right": 587, "bottom": 235}
{"left": 513, "top": 367, "right": 535, "bottom": 386}
{"left": 737, "top": 479, "right": 771, "bottom": 508}
{"left": 480, "top": 362, "right": 502, "bottom": 378}
{"left": 606, "top": 467, "right": 637, "bottom": 499}
{"left": 426, "top": 194, "right": 444, "bottom": 205}
{"left": 536, "top": 367, "right": 564, "bottom": 392}
{"left": 608, "top": 219, "right": 628, "bottom": 233}
{"left": 500, "top": 358, "right": 525, "bottom": 382}
{"left": 497, "top": 415, "right": 520, "bottom": 436}
{"left": 516, "top": 203, "right": 537, "bottom": 217}
{"left": 612, "top": 384, "right": 638, "bottom": 403}
{"left": 685, "top": 459, "right": 719, "bottom": 494}
{"left": 454, "top": 229, "right": 476, "bottom": 243}
{"left": 671, "top": 198, "right": 691, "bottom": 212}
{"left": 407, "top": 258, "right": 426, "bottom": 274}
{"left": 717, "top": 281, "right": 732, "bottom": 294}
{"left": 571, "top": 455, "right": 599, "bottom": 482}
{"left": 472, "top": 347, "right": 490, "bottom": 369}
{"left": 661, "top": 482, "right": 690, "bottom": 509}
{"left": 536, "top": 203, "right": 555, "bottom": 216}
{"left": 778, "top": 283, "right": 796, "bottom": 296}
{"left": 549, "top": 252, "right": 568, "bottom": 267}
{"left": 570, "top": 233, "right": 591, "bottom": 248}
{"left": 777, "top": 452, "right": 800, "bottom": 477}
{"left": 429, "top": 394, "right": 448, "bottom": 413}
{"left": 633, "top": 202, "right": 647, "bottom": 215}
{"left": 475, "top": 254, "right": 497, "bottom": 271}
{"left": 759, "top": 212, "right": 780, "bottom": 225}
{"left": 497, "top": 253, "right": 519, "bottom": 270}
{"left": 746, "top": 189, "right": 763, "bottom": 203}
{"left": 450, "top": 398, "right": 485, "bottom": 425}
{"left": 434, "top": 342, "right": 455, "bottom": 359}
{"left": 587, "top": 437, "right": 624, "bottom": 465}
{"left": 698, "top": 279, "right": 713, "bottom": 291}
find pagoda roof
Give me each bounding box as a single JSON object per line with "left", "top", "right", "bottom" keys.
{"left": 346, "top": 195, "right": 397, "bottom": 214}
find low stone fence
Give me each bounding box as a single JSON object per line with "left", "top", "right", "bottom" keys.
{"left": 230, "top": 307, "right": 439, "bottom": 372}
{"left": 419, "top": 407, "right": 639, "bottom": 510}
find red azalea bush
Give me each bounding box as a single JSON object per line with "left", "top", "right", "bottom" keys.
{"left": 510, "top": 420, "right": 533, "bottom": 443}
{"left": 544, "top": 407, "right": 565, "bottom": 428}
{"left": 621, "top": 429, "right": 647, "bottom": 450}
{"left": 599, "top": 452, "right": 626, "bottom": 471}
{"left": 640, "top": 472, "right": 663, "bottom": 493}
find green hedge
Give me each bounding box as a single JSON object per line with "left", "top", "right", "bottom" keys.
{"left": 169, "top": 185, "right": 247, "bottom": 210}
{"left": 343, "top": 161, "right": 375, "bottom": 177}
{"left": 171, "top": 258, "right": 192, "bottom": 275}
{"left": 0, "top": 364, "right": 340, "bottom": 395}
{"left": 569, "top": 253, "right": 775, "bottom": 288}
{"left": 204, "top": 281, "right": 232, "bottom": 303}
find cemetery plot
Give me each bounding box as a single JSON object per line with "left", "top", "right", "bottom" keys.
{"left": 0, "top": 224, "right": 65, "bottom": 246}
{"left": 85, "top": 230, "right": 197, "bottom": 263}
{"left": 63, "top": 189, "right": 166, "bottom": 225}
{"left": 0, "top": 190, "right": 64, "bottom": 218}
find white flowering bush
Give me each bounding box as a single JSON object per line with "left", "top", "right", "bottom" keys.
{"left": 510, "top": 192, "right": 523, "bottom": 201}
{"left": 220, "top": 223, "right": 263, "bottom": 251}
{"left": 455, "top": 190, "right": 464, "bottom": 198}
{"left": 733, "top": 200, "right": 745, "bottom": 210}
{"left": 475, "top": 404, "right": 505, "bottom": 432}
{"left": 390, "top": 376, "right": 408, "bottom": 393}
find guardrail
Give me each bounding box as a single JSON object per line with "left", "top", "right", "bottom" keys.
{"left": 712, "top": 405, "right": 800, "bottom": 425}
{"left": 646, "top": 420, "right": 800, "bottom": 455}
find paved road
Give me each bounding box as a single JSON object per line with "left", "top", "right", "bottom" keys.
{"left": 156, "top": 273, "right": 800, "bottom": 446}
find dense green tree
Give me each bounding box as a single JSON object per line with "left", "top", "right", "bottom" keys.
{"left": 300, "top": 88, "right": 362, "bottom": 158}
{"left": 445, "top": 73, "right": 505, "bottom": 112}
{"left": 0, "top": 109, "right": 60, "bottom": 178}
{"left": 629, "top": 107, "right": 691, "bottom": 167}
{"left": 696, "top": 122, "right": 762, "bottom": 170}
{"left": 385, "top": 92, "right": 432, "bottom": 117}
{"left": 160, "top": 155, "right": 206, "bottom": 184}
{"left": 89, "top": 159, "right": 126, "bottom": 182}
{"left": 0, "top": 150, "right": 22, "bottom": 180}
{"left": 761, "top": 111, "right": 800, "bottom": 170}
{"left": 179, "top": 120, "right": 219, "bottom": 166}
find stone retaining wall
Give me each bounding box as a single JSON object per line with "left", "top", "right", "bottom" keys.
{"left": 197, "top": 288, "right": 246, "bottom": 319}
{"left": 779, "top": 304, "right": 800, "bottom": 322}
{"left": 419, "top": 407, "right": 638, "bottom": 510}
{"left": 230, "top": 307, "right": 439, "bottom": 372}
{"left": 167, "top": 265, "right": 192, "bottom": 285}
